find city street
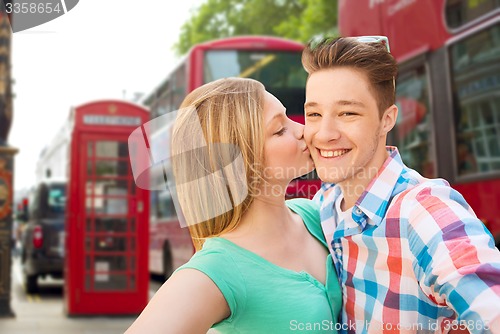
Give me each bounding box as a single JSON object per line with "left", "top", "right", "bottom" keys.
{"left": 0, "top": 256, "right": 158, "bottom": 334}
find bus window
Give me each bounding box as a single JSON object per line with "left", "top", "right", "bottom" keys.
{"left": 450, "top": 23, "right": 500, "bottom": 176}
{"left": 446, "top": 0, "right": 500, "bottom": 29}
{"left": 203, "top": 50, "right": 307, "bottom": 117}
{"left": 204, "top": 50, "right": 306, "bottom": 87}
{"left": 393, "top": 65, "right": 435, "bottom": 178}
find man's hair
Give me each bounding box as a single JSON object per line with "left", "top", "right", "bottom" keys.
{"left": 302, "top": 37, "right": 398, "bottom": 116}
{"left": 172, "top": 77, "right": 266, "bottom": 250}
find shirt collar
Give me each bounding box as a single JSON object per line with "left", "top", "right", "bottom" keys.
{"left": 354, "top": 146, "right": 404, "bottom": 226}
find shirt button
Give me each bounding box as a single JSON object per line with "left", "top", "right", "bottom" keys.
{"left": 355, "top": 208, "right": 362, "bottom": 215}
{"left": 336, "top": 249, "right": 342, "bottom": 255}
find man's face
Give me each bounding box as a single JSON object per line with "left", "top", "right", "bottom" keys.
{"left": 304, "top": 67, "right": 393, "bottom": 188}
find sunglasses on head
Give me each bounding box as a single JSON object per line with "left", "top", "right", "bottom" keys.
{"left": 309, "top": 35, "right": 391, "bottom": 53}
{"left": 354, "top": 35, "right": 390, "bottom": 52}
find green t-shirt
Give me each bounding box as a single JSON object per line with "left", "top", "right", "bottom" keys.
{"left": 176, "top": 198, "right": 341, "bottom": 333}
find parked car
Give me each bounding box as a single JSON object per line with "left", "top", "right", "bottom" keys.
{"left": 21, "top": 180, "right": 66, "bottom": 293}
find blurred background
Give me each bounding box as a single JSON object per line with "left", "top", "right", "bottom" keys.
{"left": 0, "top": 0, "right": 499, "bottom": 332}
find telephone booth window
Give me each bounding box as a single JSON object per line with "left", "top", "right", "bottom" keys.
{"left": 83, "top": 139, "right": 136, "bottom": 292}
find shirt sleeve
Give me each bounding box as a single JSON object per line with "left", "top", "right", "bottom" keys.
{"left": 405, "top": 183, "right": 500, "bottom": 331}
{"left": 175, "top": 247, "right": 247, "bottom": 324}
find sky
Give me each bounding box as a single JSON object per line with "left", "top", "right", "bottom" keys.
{"left": 9, "top": 0, "right": 203, "bottom": 193}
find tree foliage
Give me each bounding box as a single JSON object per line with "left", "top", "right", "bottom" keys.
{"left": 173, "top": 0, "right": 338, "bottom": 55}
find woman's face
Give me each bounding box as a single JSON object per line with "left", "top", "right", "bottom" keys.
{"left": 262, "top": 91, "right": 314, "bottom": 184}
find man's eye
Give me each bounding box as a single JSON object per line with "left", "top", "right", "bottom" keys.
{"left": 306, "top": 112, "right": 321, "bottom": 117}
{"left": 340, "top": 112, "right": 356, "bottom": 117}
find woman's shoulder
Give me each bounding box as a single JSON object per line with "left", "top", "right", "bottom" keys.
{"left": 179, "top": 238, "right": 236, "bottom": 271}
{"left": 286, "top": 197, "right": 319, "bottom": 213}
{"left": 286, "top": 198, "right": 324, "bottom": 245}
{"left": 177, "top": 238, "right": 257, "bottom": 284}
{"left": 286, "top": 198, "right": 321, "bottom": 224}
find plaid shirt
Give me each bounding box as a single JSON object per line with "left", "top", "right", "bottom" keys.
{"left": 314, "top": 147, "right": 500, "bottom": 333}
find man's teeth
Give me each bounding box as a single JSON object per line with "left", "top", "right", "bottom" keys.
{"left": 319, "top": 149, "right": 349, "bottom": 158}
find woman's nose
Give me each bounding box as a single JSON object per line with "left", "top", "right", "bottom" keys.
{"left": 292, "top": 120, "right": 305, "bottom": 139}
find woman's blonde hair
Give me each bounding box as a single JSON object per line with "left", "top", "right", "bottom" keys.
{"left": 171, "top": 77, "right": 266, "bottom": 250}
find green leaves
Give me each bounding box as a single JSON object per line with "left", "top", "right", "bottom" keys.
{"left": 173, "top": 0, "right": 338, "bottom": 55}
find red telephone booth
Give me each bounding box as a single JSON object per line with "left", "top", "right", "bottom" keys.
{"left": 64, "top": 100, "right": 149, "bottom": 315}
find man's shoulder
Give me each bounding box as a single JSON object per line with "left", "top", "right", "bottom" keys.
{"left": 389, "top": 177, "right": 475, "bottom": 222}
{"left": 393, "top": 177, "right": 454, "bottom": 203}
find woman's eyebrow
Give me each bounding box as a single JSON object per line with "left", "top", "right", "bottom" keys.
{"left": 266, "top": 112, "right": 286, "bottom": 126}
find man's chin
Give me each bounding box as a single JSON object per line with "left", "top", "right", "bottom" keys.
{"left": 317, "top": 174, "right": 344, "bottom": 185}
{"left": 315, "top": 167, "right": 345, "bottom": 184}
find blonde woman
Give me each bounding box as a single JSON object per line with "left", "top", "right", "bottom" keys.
{"left": 125, "top": 78, "right": 341, "bottom": 334}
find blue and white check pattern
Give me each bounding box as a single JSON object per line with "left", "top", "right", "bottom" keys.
{"left": 314, "top": 147, "right": 500, "bottom": 333}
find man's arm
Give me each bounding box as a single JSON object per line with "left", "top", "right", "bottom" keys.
{"left": 406, "top": 185, "right": 500, "bottom": 332}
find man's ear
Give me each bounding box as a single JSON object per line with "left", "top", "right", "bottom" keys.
{"left": 381, "top": 104, "right": 398, "bottom": 135}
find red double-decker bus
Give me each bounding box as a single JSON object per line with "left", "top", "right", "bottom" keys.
{"left": 143, "top": 35, "right": 320, "bottom": 279}
{"left": 339, "top": 1, "right": 500, "bottom": 238}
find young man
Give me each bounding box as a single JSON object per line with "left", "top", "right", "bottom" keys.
{"left": 303, "top": 36, "right": 500, "bottom": 333}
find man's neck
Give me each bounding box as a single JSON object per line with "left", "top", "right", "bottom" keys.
{"left": 338, "top": 148, "right": 389, "bottom": 211}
